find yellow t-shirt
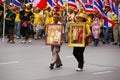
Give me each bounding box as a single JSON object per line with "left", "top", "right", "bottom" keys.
{"left": 85, "top": 23, "right": 91, "bottom": 34}
{"left": 15, "top": 13, "right": 21, "bottom": 22}
{"left": 45, "top": 11, "right": 53, "bottom": 25}
{"left": 45, "top": 17, "right": 53, "bottom": 25}
{"left": 87, "top": 17, "right": 92, "bottom": 26}
{"left": 112, "top": 14, "right": 118, "bottom": 24}
{"left": 33, "top": 13, "right": 42, "bottom": 25}
{"left": 68, "top": 13, "right": 74, "bottom": 22}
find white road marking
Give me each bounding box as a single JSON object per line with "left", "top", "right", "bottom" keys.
{"left": 92, "top": 71, "right": 113, "bottom": 75}
{"left": 65, "top": 56, "right": 74, "bottom": 58}
{"left": 0, "top": 61, "right": 19, "bottom": 65}
{"left": 41, "top": 46, "right": 50, "bottom": 48}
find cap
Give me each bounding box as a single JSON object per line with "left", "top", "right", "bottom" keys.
{"left": 77, "top": 13, "right": 86, "bottom": 19}
{"left": 53, "top": 12, "right": 61, "bottom": 18}
{"left": 25, "top": 3, "right": 30, "bottom": 7}
{"left": 63, "top": 4, "right": 67, "bottom": 8}
{"left": 25, "top": 9, "right": 30, "bottom": 12}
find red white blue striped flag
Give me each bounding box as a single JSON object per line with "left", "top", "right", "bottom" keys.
{"left": 47, "top": 0, "right": 56, "bottom": 8}
{"left": 10, "top": 0, "right": 22, "bottom": 8}
{"left": 77, "top": 0, "right": 95, "bottom": 12}
{"left": 68, "top": 0, "right": 77, "bottom": 8}
{"left": 27, "top": 0, "right": 34, "bottom": 4}
{"left": 58, "top": 0, "right": 63, "bottom": 8}
{"left": 94, "top": 0, "right": 115, "bottom": 27}
{"left": 108, "top": 0, "right": 118, "bottom": 16}
{"left": 0, "top": 0, "right": 4, "bottom": 2}
{"left": 33, "top": 0, "right": 47, "bottom": 10}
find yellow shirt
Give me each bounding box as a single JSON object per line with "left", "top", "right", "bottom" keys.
{"left": 100, "top": 19, "right": 103, "bottom": 27}
{"left": 86, "top": 23, "right": 91, "bottom": 34}
{"left": 34, "top": 13, "right": 42, "bottom": 24}
{"left": 112, "top": 14, "right": 118, "bottom": 24}
{"left": 87, "top": 17, "right": 92, "bottom": 26}
{"left": 45, "top": 11, "right": 53, "bottom": 25}
{"left": 68, "top": 13, "right": 74, "bottom": 22}
{"left": 15, "top": 13, "right": 21, "bottom": 22}
{"left": 45, "top": 17, "right": 53, "bottom": 25}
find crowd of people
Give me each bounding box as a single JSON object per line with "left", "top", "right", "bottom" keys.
{"left": 0, "top": 3, "right": 120, "bottom": 71}
{"left": 0, "top": 3, "right": 119, "bottom": 46}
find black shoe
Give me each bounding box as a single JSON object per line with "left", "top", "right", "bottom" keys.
{"left": 94, "top": 43, "right": 98, "bottom": 46}
{"left": 49, "top": 64, "right": 54, "bottom": 70}
{"left": 56, "top": 64, "right": 63, "bottom": 68}
{"left": 102, "top": 41, "right": 105, "bottom": 44}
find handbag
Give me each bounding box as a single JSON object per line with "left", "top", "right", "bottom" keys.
{"left": 22, "top": 21, "right": 27, "bottom": 27}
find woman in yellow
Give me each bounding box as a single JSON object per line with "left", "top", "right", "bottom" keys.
{"left": 73, "top": 12, "right": 91, "bottom": 71}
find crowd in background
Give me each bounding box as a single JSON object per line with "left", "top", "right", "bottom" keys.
{"left": 0, "top": 3, "right": 120, "bottom": 47}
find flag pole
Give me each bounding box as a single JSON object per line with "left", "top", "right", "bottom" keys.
{"left": 65, "top": 0, "right": 69, "bottom": 42}
{"left": 67, "top": 0, "right": 68, "bottom": 22}
{"left": 66, "top": 0, "right": 68, "bottom": 28}
{"left": 2, "top": 1, "right": 5, "bottom": 42}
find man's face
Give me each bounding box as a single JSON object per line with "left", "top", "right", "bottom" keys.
{"left": 53, "top": 16, "right": 59, "bottom": 23}
{"left": 0, "top": 11, "right": 2, "bottom": 16}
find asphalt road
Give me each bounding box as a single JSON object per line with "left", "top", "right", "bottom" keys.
{"left": 0, "top": 38, "right": 120, "bottom": 80}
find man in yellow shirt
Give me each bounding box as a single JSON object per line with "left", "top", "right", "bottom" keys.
{"left": 44, "top": 7, "right": 53, "bottom": 26}
{"left": 112, "top": 14, "right": 119, "bottom": 45}
{"left": 33, "top": 8, "right": 43, "bottom": 39}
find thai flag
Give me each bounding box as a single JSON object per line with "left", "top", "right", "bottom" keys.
{"left": 27, "top": 0, "right": 34, "bottom": 4}
{"left": 118, "top": 4, "right": 120, "bottom": 23}
{"left": 86, "top": 0, "right": 93, "bottom": 4}
{"left": 85, "top": 4, "right": 94, "bottom": 12}
{"left": 68, "top": 0, "right": 77, "bottom": 8}
{"left": 103, "top": 19, "right": 113, "bottom": 28}
{"left": 10, "top": 0, "right": 22, "bottom": 8}
{"left": 0, "top": 0, "right": 4, "bottom": 2}
{"left": 109, "top": 0, "right": 118, "bottom": 16}
{"left": 76, "top": 0, "right": 85, "bottom": 9}
{"left": 47, "top": 0, "right": 56, "bottom": 8}
{"left": 77, "top": 0, "right": 94, "bottom": 12}
{"left": 33, "top": 0, "right": 47, "bottom": 9}
{"left": 98, "top": 0, "right": 104, "bottom": 8}
{"left": 116, "top": 0, "right": 120, "bottom": 3}
{"left": 58, "top": 0, "right": 63, "bottom": 8}
{"left": 94, "top": 0, "right": 115, "bottom": 27}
